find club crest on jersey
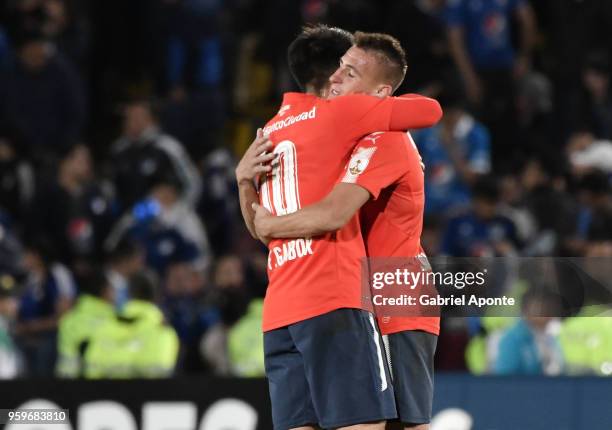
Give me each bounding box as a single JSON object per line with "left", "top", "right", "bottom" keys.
{"left": 278, "top": 105, "right": 291, "bottom": 116}
{"left": 349, "top": 157, "right": 369, "bottom": 175}
{"left": 343, "top": 147, "right": 377, "bottom": 183}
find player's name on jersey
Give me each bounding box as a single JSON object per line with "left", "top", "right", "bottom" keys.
{"left": 372, "top": 294, "right": 516, "bottom": 308}
{"left": 263, "top": 107, "right": 317, "bottom": 135}
{"left": 268, "top": 238, "right": 314, "bottom": 269}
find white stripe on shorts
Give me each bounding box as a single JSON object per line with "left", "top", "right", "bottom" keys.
{"left": 382, "top": 334, "right": 393, "bottom": 382}
{"left": 368, "top": 314, "right": 388, "bottom": 392}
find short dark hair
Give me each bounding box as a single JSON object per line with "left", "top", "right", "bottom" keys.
{"left": 123, "top": 97, "right": 161, "bottom": 122}
{"left": 472, "top": 176, "right": 500, "bottom": 203}
{"left": 78, "top": 269, "right": 111, "bottom": 298}
{"left": 107, "top": 239, "right": 142, "bottom": 265}
{"left": 353, "top": 31, "right": 407, "bottom": 91}
{"left": 288, "top": 24, "right": 353, "bottom": 93}
{"left": 129, "top": 271, "right": 158, "bottom": 302}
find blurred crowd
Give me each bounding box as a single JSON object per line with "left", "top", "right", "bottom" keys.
{"left": 0, "top": 0, "right": 611, "bottom": 378}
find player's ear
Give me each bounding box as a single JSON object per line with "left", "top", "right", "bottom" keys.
{"left": 376, "top": 84, "right": 393, "bottom": 98}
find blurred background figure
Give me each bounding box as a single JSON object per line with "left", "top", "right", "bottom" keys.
{"left": 573, "top": 52, "right": 612, "bottom": 141}
{"left": 56, "top": 269, "right": 115, "bottom": 378}
{"left": 493, "top": 290, "right": 564, "bottom": 375}
{"left": 567, "top": 128, "right": 612, "bottom": 176}
{"left": 559, "top": 305, "right": 612, "bottom": 376}
{"left": 439, "top": 176, "right": 520, "bottom": 257}
{"left": 444, "top": 0, "right": 537, "bottom": 169}
{"left": 162, "top": 258, "right": 210, "bottom": 374}
{"left": 105, "top": 239, "right": 146, "bottom": 311}
{"left": 105, "top": 175, "right": 210, "bottom": 277}
{"left": 574, "top": 171, "right": 612, "bottom": 256}
{"left": 415, "top": 78, "right": 491, "bottom": 217}
{"left": 27, "top": 144, "right": 115, "bottom": 271}
{"left": 16, "top": 238, "right": 75, "bottom": 376}
{"left": 0, "top": 125, "right": 34, "bottom": 223}
{"left": 0, "top": 27, "right": 85, "bottom": 165}
{"left": 110, "top": 99, "right": 201, "bottom": 210}
{"left": 200, "top": 255, "right": 252, "bottom": 376}
{"left": 0, "top": 271, "right": 23, "bottom": 379}
{"left": 84, "top": 271, "right": 179, "bottom": 379}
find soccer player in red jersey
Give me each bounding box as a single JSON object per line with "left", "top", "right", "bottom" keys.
{"left": 253, "top": 32, "right": 440, "bottom": 430}
{"left": 236, "top": 26, "right": 441, "bottom": 430}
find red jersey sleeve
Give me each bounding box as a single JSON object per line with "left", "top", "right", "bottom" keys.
{"left": 328, "top": 94, "right": 442, "bottom": 148}
{"left": 339, "top": 132, "right": 411, "bottom": 200}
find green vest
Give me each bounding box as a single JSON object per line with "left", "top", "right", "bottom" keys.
{"left": 227, "top": 299, "right": 265, "bottom": 377}
{"left": 56, "top": 295, "right": 115, "bottom": 378}
{"left": 559, "top": 307, "right": 612, "bottom": 376}
{"left": 84, "top": 300, "right": 179, "bottom": 379}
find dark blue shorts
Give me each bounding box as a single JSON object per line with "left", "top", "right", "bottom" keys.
{"left": 264, "top": 308, "right": 397, "bottom": 429}
{"left": 386, "top": 330, "right": 437, "bottom": 425}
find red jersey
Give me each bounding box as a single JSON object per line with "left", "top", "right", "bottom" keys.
{"left": 341, "top": 131, "right": 440, "bottom": 336}
{"left": 260, "top": 92, "right": 442, "bottom": 331}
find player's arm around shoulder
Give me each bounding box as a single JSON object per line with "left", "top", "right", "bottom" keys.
{"left": 327, "top": 93, "right": 442, "bottom": 139}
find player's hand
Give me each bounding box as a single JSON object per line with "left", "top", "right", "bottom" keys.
{"left": 252, "top": 202, "right": 273, "bottom": 245}
{"left": 235, "top": 128, "right": 275, "bottom": 186}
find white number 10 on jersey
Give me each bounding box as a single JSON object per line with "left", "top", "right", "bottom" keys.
{"left": 260, "top": 140, "right": 301, "bottom": 215}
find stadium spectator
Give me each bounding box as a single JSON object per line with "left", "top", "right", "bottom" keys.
{"left": 520, "top": 157, "right": 578, "bottom": 255}
{"left": 575, "top": 171, "right": 612, "bottom": 251}
{"left": 0, "top": 29, "right": 86, "bottom": 163}
{"left": 0, "top": 125, "right": 35, "bottom": 223}
{"left": 156, "top": 0, "right": 228, "bottom": 160}
{"left": 15, "top": 238, "right": 76, "bottom": 376}
{"left": 515, "top": 70, "right": 554, "bottom": 162}
{"left": 540, "top": 0, "right": 612, "bottom": 141}
{"left": 226, "top": 298, "right": 264, "bottom": 377}
{"left": 105, "top": 239, "right": 146, "bottom": 311}
{"left": 567, "top": 129, "right": 612, "bottom": 175}
{"left": 155, "top": 0, "right": 223, "bottom": 95}
{"left": 559, "top": 305, "right": 612, "bottom": 376}
{"left": 415, "top": 80, "right": 491, "bottom": 217}
{"left": 109, "top": 99, "right": 201, "bottom": 209}
{"left": 198, "top": 148, "right": 240, "bottom": 255}
{"left": 440, "top": 177, "right": 519, "bottom": 257}
{"left": 105, "top": 175, "right": 210, "bottom": 276}
{"left": 224, "top": 251, "right": 268, "bottom": 377}
{"left": 56, "top": 269, "right": 116, "bottom": 378}
{"left": 3, "top": 0, "right": 68, "bottom": 41}
{"left": 493, "top": 290, "right": 563, "bottom": 375}
{"left": 84, "top": 271, "right": 179, "bottom": 378}
{"left": 444, "top": 0, "right": 537, "bottom": 167}
{"left": 0, "top": 210, "right": 23, "bottom": 278}
{"left": 498, "top": 174, "right": 537, "bottom": 249}
{"left": 163, "top": 260, "right": 213, "bottom": 373}
{"left": 27, "top": 144, "right": 116, "bottom": 268}
{"left": 0, "top": 271, "right": 22, "bottom": 378}
{"left": 572, "top": 52, "right": 612, "bottom": 140}
{"left": 200, "top": 255, "right": 251, "bottom": 375}
{"left": 384, "top": 0, "right": 450, "bottom": 92}
{"left": 148, "top": 176, "right": 210, "bottom": 269}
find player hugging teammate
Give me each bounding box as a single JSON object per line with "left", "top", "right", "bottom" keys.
{"left": 236, "top": 24, "right": 442, "bottom": 430}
